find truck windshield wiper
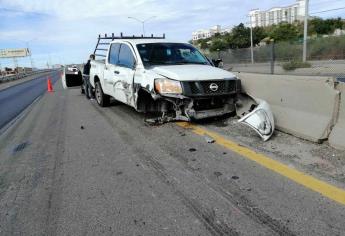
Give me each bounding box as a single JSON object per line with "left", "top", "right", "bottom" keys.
{"left": 147, "top": 61, "right": 172, "bottom": 65}
{"left": 175, "top": 61, "right": 208, "bottom": 65}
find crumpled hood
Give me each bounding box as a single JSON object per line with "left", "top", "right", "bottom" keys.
{"left": 148, "top": 64, "right": 236, "bottom": 81}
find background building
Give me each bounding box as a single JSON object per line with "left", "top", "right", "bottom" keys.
{"left": 192, "top": 25, "right": 221, "bottom": 41}
{"left": 249, "top": 0, "right": 306, "bottom": 27}
{"left": 192, "top": 25, "right": 232, "bottom": 41}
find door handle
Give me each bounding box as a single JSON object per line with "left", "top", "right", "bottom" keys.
{"left": 114, "top": 70, "right": 120, "bottom": 74}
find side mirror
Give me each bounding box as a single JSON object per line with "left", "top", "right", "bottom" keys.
{"left": 212, "top": 59, "right": 223, "bottom": 68}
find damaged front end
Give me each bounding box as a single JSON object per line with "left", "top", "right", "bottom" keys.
{"left": 236, "top": 93, "right": 275, "bottom": 141}
{"left": 139, "top": 78, "right": 275, "bottom": 142}
{"left": 147, "top": 78, "right": 240, "bottom": 122}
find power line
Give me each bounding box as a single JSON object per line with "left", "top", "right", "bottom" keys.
{"left": 311, "top": 7, "right": 345, "bottom": 14}
{"left": 309, "top": 0, "right": 344, "bottom": 8}
{"left": 0, "top": 7, "right": 45, "bottom": 15}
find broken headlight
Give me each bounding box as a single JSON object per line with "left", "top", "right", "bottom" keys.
{"left": 154, "top": 78, "right": 182, "bottom": 94}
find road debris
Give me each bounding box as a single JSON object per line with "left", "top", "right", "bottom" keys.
{"left": 204, "top": 134, "right": 215, "bottom": 143}
{"left": 189, "top": 148, "right": 197, "bottom": 152}
{"left": 12, "top": 142, "right": 29, "bottom": 154}
{"left": 231, "top": 176, "right": 239, "bottom": 180}
{"left": 214, "top": 171, "right": 223, "bottom": 178}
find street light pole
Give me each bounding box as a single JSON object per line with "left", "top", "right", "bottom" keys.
{"left": 128, "top": 16, "right": 156, "bottom": 36}
{"left": 15, "top": 38, "right": 36, "bottom": 70}
{"left": 26, "top": 41, "right": 34, "bottom": 70}
{"left": 303, "top": 0, "right": 309, "bottom": 62}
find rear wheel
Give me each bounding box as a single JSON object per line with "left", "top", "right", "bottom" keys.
{"left": 95, "top": 81, "right": 110, "bottom": 107}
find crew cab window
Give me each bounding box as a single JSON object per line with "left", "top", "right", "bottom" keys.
{"left": 118, "top": 44, "right": 136, "bottom": 69}
{"left": 108, "top": 43, "right": 120, "bottom": 65}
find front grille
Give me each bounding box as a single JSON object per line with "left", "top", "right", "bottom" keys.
{"left": 183, "top": 80, "right": 237, "bottom": 96}
{"left": 201, "top": 81, "right": 227, "bottom": 94}
{"left": 190, "top": 82, "right": 199, "bottom": 94}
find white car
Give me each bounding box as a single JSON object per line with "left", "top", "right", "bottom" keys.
{"left": 62, "top": 34, "right": 274, "bottom": 140}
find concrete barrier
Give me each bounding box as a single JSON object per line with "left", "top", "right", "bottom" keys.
{"left": 329, "top": 83, "right": 345, "bottom": 150}
{"left": 0, "top": 70, "right": 53, "bottom": 83}
{"left": 235, "top": 72, "right": 340, "bottom": 143}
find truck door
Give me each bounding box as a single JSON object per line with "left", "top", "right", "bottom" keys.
{"left": 62, "top": 66, "right": 83, "bottom": 89}
{"left": 103, "top": 43, "right": 120, "bottom": 95}
{"left": 112, "top": 43, "right": 136, "bottom": 105}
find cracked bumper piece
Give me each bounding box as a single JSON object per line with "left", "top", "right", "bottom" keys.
{"left": 238, "top": 100, "right": 275, "bottom": 141}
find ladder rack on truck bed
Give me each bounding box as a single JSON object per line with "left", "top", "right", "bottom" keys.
{"left": 93, "top": 33, "right": 166, "bottom": 58}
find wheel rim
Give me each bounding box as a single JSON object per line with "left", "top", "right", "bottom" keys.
{"left": 95, "top": 84, "right": 102, "bottom": 104}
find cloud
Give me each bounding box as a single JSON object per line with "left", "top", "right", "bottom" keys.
{"left": 0, "top": 0, "right": 344, "bottom": 67}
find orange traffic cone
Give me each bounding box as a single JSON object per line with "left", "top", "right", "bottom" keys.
{"left": 47, "top": 77, "right": 53, "bottom": 92}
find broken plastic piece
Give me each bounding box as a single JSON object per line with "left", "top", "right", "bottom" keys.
{"left": 238, "top": 99, "right": 275, "bottom": 141}
{"left": 204, "top": 134, "right": 215, "bottom": 143}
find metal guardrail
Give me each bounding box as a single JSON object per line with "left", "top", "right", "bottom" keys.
{"left": 0, "top": 69, "right": 54, "bottom": 83}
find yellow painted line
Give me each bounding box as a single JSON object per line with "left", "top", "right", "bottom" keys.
{"left": 176, "top": 122, "right": 345, "bottom": 205}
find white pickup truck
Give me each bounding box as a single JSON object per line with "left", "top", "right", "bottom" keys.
{"left": 62, "top": 34, "right": 274, "bottom": 140}
{"left": 89, "top": 34, "right": 242, "bottom": 121}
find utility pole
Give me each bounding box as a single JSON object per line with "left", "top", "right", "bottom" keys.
{"left": 248, "top": 14, "right": 254, "bottom": 64}
{"left": 303, "top": 0, "right": 309, "bottom": 62}
{"left": 250, "top": 23, "right": 254, "bottom": 64}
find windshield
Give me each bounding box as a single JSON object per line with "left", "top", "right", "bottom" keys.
{"left": 136, "top": 43, "right": 210, "bottom": 66}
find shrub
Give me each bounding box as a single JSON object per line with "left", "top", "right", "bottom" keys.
{"left": 282, "top": 60, "right": 311, "bottom": 71}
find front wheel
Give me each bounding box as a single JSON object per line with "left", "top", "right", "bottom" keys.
{"left": 95, "top": 81, "right": 110, "bottom": 107}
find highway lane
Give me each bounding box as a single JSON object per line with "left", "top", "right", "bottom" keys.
{"left": 0, "top": 81, "right": 344, "bottom": 235}
{"left": 0, "top": 71, "right": 60, "bottom": 130}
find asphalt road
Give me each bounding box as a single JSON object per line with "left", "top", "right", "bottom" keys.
{"left": 0, "top": 71, "right": 60, "bottom": 130}
{"left": 0, "top": 80, "right": 344, "bottom": 235}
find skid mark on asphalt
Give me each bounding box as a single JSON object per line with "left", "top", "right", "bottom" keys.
{"left": 155, "top": 134, "right": 296, "bottom": 236}
{"left": 92, "top": 104, "right": 242, "bottom": 236}
{"left": 94, "top": 104, "right": 296, "bottom": 235}
{"left": 177, "top": 122, "right": 345, "bottom": 206}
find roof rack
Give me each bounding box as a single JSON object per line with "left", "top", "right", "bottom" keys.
{"left": 93, "top": 32, "right": 166, "bottom": 58}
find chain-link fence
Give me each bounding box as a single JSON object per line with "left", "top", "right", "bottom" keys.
{"left": 206, "top": 36, "right": 345, "bottom": 78}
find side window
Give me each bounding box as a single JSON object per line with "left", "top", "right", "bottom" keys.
{"left": 108, "top": 43, "right": 120, "bottom": 65}
{"left": 118, "top": 44, "right": 136, "bottom": 69}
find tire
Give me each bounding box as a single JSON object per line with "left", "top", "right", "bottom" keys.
{"left": 95, "top": 81, "right": 110, "bottom": 107}
{"left": 81, "top": 85, "right": 85, "bottom": 94}
{"left": 88, "top": 84, "right": 95, "bottom": 99}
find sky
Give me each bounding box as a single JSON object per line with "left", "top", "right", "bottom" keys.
{"left": 0, "top": 0, "right": 344, "bottom": 68}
